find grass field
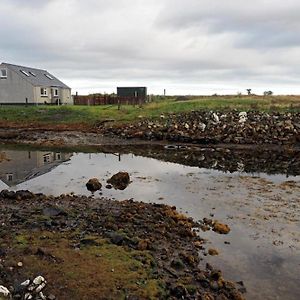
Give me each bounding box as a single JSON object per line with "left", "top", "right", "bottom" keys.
{"left": 0, "top": 95, "right": 300, "bottom": 126}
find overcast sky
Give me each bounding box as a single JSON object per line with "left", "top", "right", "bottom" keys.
{"left": 1, "top": 0, "right": 300, "bottom": 95}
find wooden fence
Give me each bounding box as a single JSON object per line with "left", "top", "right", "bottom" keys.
{"left": 73, "top": 95, "right": 147, "bottom": 106}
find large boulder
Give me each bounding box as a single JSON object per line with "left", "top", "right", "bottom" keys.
{"left": 107, "top": 172, "right": 130, "bottom": 190}
{"left": 86, "top": 178, "right": 102, "bottom": 192}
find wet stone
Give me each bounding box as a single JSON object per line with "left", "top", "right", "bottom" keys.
{"left": 0, "top": 190, "right": 16, "bottom": 199}
{"left": 86, "top": 178, "right": 102, "bottom": 192}
{"left": 208, "top": 248, "right": 219, "bottom": 256}
{"left": 43, "top": 206, "right": 67, "bottom": 217}
{"left": 15, "top": 190, "right": 35, "bottom": 200}
{"left": 107, "top": 172, "right": 130, "bottom": 190}
{"left": 212, "top": 222, "right": 231, "bottom": 234}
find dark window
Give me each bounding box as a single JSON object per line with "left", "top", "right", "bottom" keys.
{"left": 45, "top": 74, "right": 53, "bottom": 80}
{"left": 20, "top": 70, "right": 30, "bottom": 77}
{"left": 6, "top": 174, "right": 13, "bottom": 181}
{"left": 41, "top": 88, "right": 47, "bottom": 96}
{"left": 0, "top": 69, "right": 7, "bottom": 78}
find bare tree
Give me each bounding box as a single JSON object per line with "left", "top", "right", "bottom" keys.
{"left": 263, "top": 90, "right": 273, "bottom": 96}
{"left": 246, "top": 89, "right": 252, "bottom": 95}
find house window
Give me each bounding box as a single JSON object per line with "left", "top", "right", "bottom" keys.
{"left": 45, "top": 74, "right": 53, "bottom": 80}
{"left": 0, "top": 69, "right": 7, "bottom": 78}
{"left": 6, "top": 174, "right": 13, "bottom": 181}
{"left": 20, "top": 70, "right": 30, "bottom": 77}
{"left": 43, "top": 154, "right": 51, "bottom": 163}
{"left": 52, "top": 88, "right": 58, "bottom": 96}
{"left": 29, "top": 71, "right": 36, "bottom": 77}
{"left": 41, "top": 88, "right": 48, "bottom": 96}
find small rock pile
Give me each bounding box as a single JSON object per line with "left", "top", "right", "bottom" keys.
{"left": 86, "top": 172, "right": 131, "bottom": 192}
{"left": 0, "top": 276, "right": 55, "bottom": 300}
{"left": 103, "top": 110, "right": 300, "bottom": 145}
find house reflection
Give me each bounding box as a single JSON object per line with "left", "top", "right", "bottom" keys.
{"left": 0, "top": 150, "right": 73, "bottom": 186}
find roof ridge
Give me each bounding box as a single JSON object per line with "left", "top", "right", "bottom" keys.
{"left": 1, "top": 62, "right": 47, "bottom": 72}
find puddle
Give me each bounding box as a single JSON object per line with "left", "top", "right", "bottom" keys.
{"left": 0, "top": 146, "right": 300, "bottom": 300}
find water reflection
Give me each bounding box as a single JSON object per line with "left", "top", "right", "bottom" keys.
{"left": 0, "top": 150, "right": 72, "bottom": 186}
{"left": 99, "top": 145, "right": 300, "bottom": 176}
{"left": 0, "top": 146, "right": 299, "bottom": 300}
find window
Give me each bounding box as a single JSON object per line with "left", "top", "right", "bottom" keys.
{"left": 52, "top": 88, "right": 58, "bottom": 96}
{"left": 45, "top": 74, "right": 53, "bottom": 80}
{"left": 41, "top": 88, "right": 48, "bottom": 96}
{"left": 6, "top": 174, "right": 13, "bottom": 181}
{"left": 43, "top": 154, "right": 51, "bottom": 163}
{"left": 29, "top": 71, "right": 36, "bottom": 77}
{"left": 0, "top": 69, "right": 7, "bottom": 78}
{"left": 20, "top": 70, "right": 30, "bottom": 77}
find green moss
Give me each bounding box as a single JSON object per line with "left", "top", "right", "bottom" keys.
{"left": 5, "top": 231, "right": 165, "bottom": 299}
{"left": 185, "top": 284, "right": 197, "bottom": 295}
{"left": 14, "top": 234, "right": 29, "bottom": 248}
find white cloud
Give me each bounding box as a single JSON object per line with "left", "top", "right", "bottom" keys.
{"left": 1, "top": 0, "right": 300, "bottom": 95}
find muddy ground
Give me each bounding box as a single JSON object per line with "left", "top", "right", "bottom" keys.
{"left": 0, "top": 127, "right": 299, "bottom": 153}
{"left": 0, "top": 110, "right": 299, "bottom": 300}
{"left": 0, "top": 110, "right": 300, "bottom": 150}
{"left": 0, "top": 191, "right": 244, "bottom": 300}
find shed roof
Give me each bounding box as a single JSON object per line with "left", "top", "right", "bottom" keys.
{"left": 1, "top": 62, "right": 70, "bottom": 89}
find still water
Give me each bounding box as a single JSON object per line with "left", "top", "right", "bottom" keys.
{"left": 0, "top": 146, "right": 299, "bottom": 300}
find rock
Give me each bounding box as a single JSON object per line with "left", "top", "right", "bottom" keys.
{"left": 0, "top": 286, "right": 10, "bottom": 298}
{"left": 170, "top": 284, "right": 187, "bottom": 298}
{"left": 0, "top": 248, "right": 6, "bottom": 257}
{"left": 43, "top": 206, "right": 67, "bottom": 217}
{"left": 80, "top": 238, "right": 99, "bottom": 246}
{"left": 194, "top": 241, "right": 204, "bottom": 249}
{"left": 35, "top": 282, "right": 46, "bottom": 293}
{"left": 33, "top": 276, "right": 45, "bottom": 285}
{"left": 208, "top": 248, "right": 219, "bottom": 256}
{"left": 38, "top": 292, "right": 47, "bottom": 300}
{"left": 212, "top": 112, "right": 219, "bottom": 123}
{"left": 0, "top": 190, "right": 16, "bottom": 199}
{"left": 102, "top": 110, "right": 300, "bottom": 147}
{"left": 24, "top": 293, "right": 32, "bottom": 300}
{"left": 21, "top": 280, "right": 30, "bottom": 287}
{"left": 15, "top": 190, "right": 35, "bottom": 200}
{"left": 107, "top": 172, "right": 130, "bottom": 190}
{"left": 137, "top": 239, "right": 149, "bottom": 251}
{"left": 108, "top": 232, "right": 124, "bottom": 246}
{"left": 170, "top": 259, "right": 185, "bottom": 270}
{"left": 212, "top": 222, "right": 231, "bottom": 234}
{"left": 86, "top": 178, "right": 102, "bottom": 192}
{"left": 199, "top": 122, "right": 206, "bottom": 131}
{"left": 17, "top": 261, "right": 23, "bottom": 267}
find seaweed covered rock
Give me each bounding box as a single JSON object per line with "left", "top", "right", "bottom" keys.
{"left": 107, "top": 172, "right": 130, "bottom": 190}
{"left": 86, "top": 178, "right": 102, "bottom": 192}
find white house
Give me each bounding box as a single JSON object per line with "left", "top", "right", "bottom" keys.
{"left": 0, "top": 62, "right": 72, "bottom": 105}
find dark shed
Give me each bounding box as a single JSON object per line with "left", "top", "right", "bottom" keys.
{"left": 117, "top": 87, "right": 147, "bottom": 98}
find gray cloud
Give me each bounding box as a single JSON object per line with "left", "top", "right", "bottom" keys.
{"left": 1, "top": 0, "right": 300, "bottom": 94}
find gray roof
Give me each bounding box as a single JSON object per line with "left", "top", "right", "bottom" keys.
{"left": 1, "top": 62, "right": 70, "bottom": 89}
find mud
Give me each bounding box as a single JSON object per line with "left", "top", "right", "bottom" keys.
{"left": 0, "top": 191, "right": 244, "bottom": 300}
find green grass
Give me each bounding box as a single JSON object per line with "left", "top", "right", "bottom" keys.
{"left": 1, "top": 95, "right": 299, "bottom": 126}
